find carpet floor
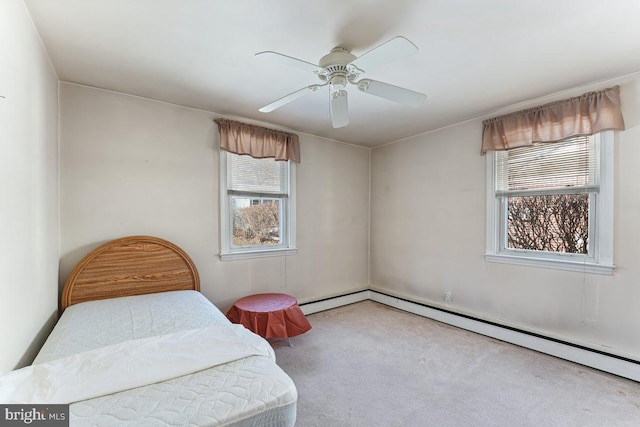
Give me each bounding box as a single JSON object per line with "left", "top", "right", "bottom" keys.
{"left": 273, "top": 301, "right": 640, "bottom": 427}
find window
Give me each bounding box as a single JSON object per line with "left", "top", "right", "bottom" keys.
{"left": 220, "top": 151, "right": 296, "bottom": 260}
{"left": 485, "top": 132, "right": 613, "bottom": 274}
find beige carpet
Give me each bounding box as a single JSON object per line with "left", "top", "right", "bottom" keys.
{"left": 272, "top": 301, "right": 640, "bottom": 427}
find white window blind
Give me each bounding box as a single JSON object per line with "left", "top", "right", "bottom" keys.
{"left": 227, "top": 154, "right": 288, "bottom": 196}
{"left": 495, "top": 135, "right": 600, "bottom": 195}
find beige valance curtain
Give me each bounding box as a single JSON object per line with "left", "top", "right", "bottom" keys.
{"left": 481, "top": 86, "right": 625, "bottom": 154}
{"left": 214, "top": 118, "right": 300, "bottom": 162}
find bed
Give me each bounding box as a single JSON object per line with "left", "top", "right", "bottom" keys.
{"left": 10, "top": 236, "right": 298, "bottom": 426}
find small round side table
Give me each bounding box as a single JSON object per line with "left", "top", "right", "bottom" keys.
{"left": 226, "top": 293, "right": 312, "bottom": 344}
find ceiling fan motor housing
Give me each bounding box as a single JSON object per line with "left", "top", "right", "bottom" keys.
{"left": 318, "top": 47, "right": 359, "bottom": 86}
{"left": 319, "top": 47, "right": 357, "bottom": 68}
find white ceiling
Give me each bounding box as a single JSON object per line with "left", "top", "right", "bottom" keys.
{"left": 24, "top": 0, "right": 640, "bottom": 147}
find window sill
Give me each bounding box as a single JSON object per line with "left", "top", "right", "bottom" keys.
{"left": 485, "top": 253, "right": 614, "bottom": 275}
{"left": 220, "top": 248, "right": 297, "bottom": 261}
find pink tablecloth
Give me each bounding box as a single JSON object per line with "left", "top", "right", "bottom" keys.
{"left": 226, "top": 293, "right": 312, "bottom": 339}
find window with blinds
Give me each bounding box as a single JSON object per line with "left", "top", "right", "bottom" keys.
{"left": 225, "top": 153, "right": 290, "bottom": 250}
{"left": 495, "top": 136, "right": 599, "bottom": 195}
{"left": 227, "top": 154, "right": 288, "bottom": 196}
{"left": 494, "top": 134, "right": 600, "bottom": 255}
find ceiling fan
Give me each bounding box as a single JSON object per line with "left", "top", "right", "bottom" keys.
{"left": 256, "top": 36, "right": 426, "bottom": 128}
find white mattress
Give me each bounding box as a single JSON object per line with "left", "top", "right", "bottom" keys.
{"left": 34, "top": 291, "right": 297, "bottom": 426}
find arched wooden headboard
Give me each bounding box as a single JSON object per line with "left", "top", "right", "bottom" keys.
{"left": 61, "top": 236, "right": 200, "bottom": 311}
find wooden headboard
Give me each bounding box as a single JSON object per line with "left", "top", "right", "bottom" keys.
{"left": 61, "top": 236, "right": 200, "bottom": 311}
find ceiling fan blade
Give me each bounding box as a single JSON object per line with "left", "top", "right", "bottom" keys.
{"left": 357, "top": 79, "right": 426, "bottom": 107}
{"left": 256, "top": 51, "right": 325, "bottom": 73}
{"left": 259, "top": 84, "right": 324, "bottom": 113}
{"left": 330, "top": 89, "right": 349, "bottom": 128}
{"left": 348, "top": 36, "right": 418, "bottom": 74}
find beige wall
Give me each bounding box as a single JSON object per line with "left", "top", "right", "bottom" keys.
{"left": 371, "top": 74, "right": 640, "bottom": 360}
{"left": 0, "top": 0, "right": 59, "bottom": 372}
{"left": 59, "top": 83, "right": 370, "bottom": 311}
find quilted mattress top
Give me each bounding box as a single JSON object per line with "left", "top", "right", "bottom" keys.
{"left": 34, "top": 291, "right": 297, "bottom": 426}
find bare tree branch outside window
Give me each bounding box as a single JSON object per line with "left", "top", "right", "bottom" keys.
{"left": 507, "top": 194, "right": 589, "bottom": 254}
{"left": 232, "top": 200, "right": 281, "bottom": 247}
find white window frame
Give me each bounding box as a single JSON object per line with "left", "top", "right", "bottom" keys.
{"left": 485, "top": 131, "right": 614, "bottom": 275}
{"left": 219, "top": 151, "right": 297, "bottom": 261}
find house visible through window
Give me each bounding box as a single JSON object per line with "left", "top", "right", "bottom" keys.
{"left": 220, "top": 151, "right": 296, "bottom": 260}
{"left": 486, "top": 132, "right": 614, "bottom": 274}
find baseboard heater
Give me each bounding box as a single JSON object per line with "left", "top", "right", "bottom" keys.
{"left": 299, "top": 289, "right": 640, "bottom": 382}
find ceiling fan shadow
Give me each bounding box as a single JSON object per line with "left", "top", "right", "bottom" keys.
{"left": 333, "top": 0, "right": 417, "bottom": 53}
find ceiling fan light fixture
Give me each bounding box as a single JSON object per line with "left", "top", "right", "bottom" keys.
{"left": 330, "top": 75, "right": 347, "bottom": 90}
{"left": 256, "top": 36, "right": 426, "bottom": 126}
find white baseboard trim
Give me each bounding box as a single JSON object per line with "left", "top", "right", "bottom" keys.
{"left": 299, "top": 290, "right": 370, "bottom": 315}
{"left": 298, "top": 289, "right": 640, "bottom": 382}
